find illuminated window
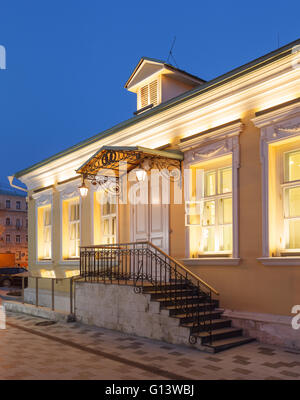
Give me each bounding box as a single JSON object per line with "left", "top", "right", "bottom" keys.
{"left": 94, "top": 190, "right": 117, "bottom": 245}
{"left": 283, "top": 150, "right": 300, "bottom": 251}
{"left": 186, "top": 159, "right": 233, "bottom": 257}
{"left": 69, "top": 199, "right": 80, "bottom": 258}
{"left": 37, "top": 205, "right": 52, "bottom": 260}
{"left": 101, "top": 200, "right": 117, "bottom": 245}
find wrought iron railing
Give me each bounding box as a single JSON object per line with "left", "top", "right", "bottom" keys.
{"left": 79, "top": 241, "right": 219, "bottom": 342}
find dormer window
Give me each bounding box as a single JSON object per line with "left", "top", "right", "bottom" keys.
{"left": 139, "top": 80, "right": 159, "bottom": 109}
{"left": 125, "top": 57, "right": 205, "bottom": 115}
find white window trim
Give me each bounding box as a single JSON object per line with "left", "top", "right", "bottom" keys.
{"left": 252, "top": 102, "right": 300, "bottom": 266}
{"left": 68, "top": 198, "right": 81, "bottom": 258}
{"left": 32, "top": 188, "right": 53, "bottom": 265}
{"left": 180, "top": 121, "right": 242, "bottom": 265}
{"left": 57, "top": 179, "right": 81, "bottom": 265}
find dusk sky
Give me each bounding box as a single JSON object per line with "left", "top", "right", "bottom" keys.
{"left": 0, "top": 0, "right": 299, "bottom": 188}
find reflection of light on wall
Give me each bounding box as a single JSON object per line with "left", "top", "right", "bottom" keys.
{"left": 40, "top": 269, "right": 56, "bottom": 278}
{"left": 65, "top": 270, "right": 80, "bottom": 278}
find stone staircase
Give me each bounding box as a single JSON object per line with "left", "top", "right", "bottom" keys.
{"left": 142, "top": 281, "right": 255, "bottom": 353}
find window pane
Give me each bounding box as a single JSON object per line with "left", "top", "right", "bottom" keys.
{"left": 219, "top": 197, "right": 232, "bottom": 224}
{"left": 44, "top": 209, "right": 51, "bottom": 226}
{"left": 70, "top": 204, "right": 75, "bottom": 221}
{"left": 70, "top": 224, "right": 76, "bottom": 240}
{"left": 103, "top": 219, "right": 109, "bottom": 235}
{"left": 285, "top": 150, "right": 300, "bottom": 182}
{"left": 219, "top": 167, "right": 232, "bottom": 193}
{"left": 220, "top": 225, "right": 232, "bottom": 251}
{"left": 69, "top": 241, "right": 76, "bottom": 258}
{"left": 287, "top": 220, "right": 300, "bottom": 249}
{"left": 203, "top": 227, "right": 215, "bottom": 252}
{"left": 185, "top": 202, "right": 201, "bottom": 225}
{"left": 112, "top": 217, "right": 116, "bottom": 235}
{"left": 203, "top": 201, "right": 215, "bottom": 226}
{"left": 287, "top": 187, "right": 300, "bottom": 217}
{"left": 204, "top": 171, "right": 216, "bottom": 196}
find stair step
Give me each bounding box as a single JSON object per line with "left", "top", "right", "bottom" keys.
{"left": 203, "top": 336, "right": 256, "bottom": 353}
{"left": 197, "top": 327, "right": 243, "bottom": 344}
{"left": 143, "top": 283, "right": 190, "bottom": 292}
{"left": 150, "top": 289, "right": 200, "bottom": 299}
{"left": 181, "top": 311, "right": 224, "bottom": 331}
{"left": 165, "top": 301, "right": 219, "bottom": 315}
{"left": 159, "top": 296, "right": 210, "bottom": 307}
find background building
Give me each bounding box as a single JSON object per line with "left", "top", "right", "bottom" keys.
{"left": 0, "top": 186, "right": 28, "bottom": 267}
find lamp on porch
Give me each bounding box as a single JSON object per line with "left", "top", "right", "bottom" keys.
{"left": 135, "top": 168, "right": 147, "bottom": 182}
{"left": 79, "top": 178, "right": 88, "bottom": 197}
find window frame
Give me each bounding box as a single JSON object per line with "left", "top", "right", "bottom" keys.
{"left": 181, "top": 129, "right": 241, "bottom": 264}
{"left": 253, "top": 105, "right": 300, "bottom": 265}
{"left": 33, "top": 189, "right": 53, "bottom": 264}
{"left": 186, "top": 164, "right": 233, "bottom": 256}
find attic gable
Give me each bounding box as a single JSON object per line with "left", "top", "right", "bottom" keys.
{"left": 125, "top": 58, "right": 165, "bottom": 90}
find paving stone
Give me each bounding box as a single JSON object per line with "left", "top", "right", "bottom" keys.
{"left": 1, "top": 311, "right": 300, "bottom": 380}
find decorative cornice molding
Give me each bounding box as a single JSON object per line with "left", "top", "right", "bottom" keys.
{"left": 56, "top": 179, "right": 80, "bottom": 200}
{"left": 183, "top": 135, "right": 240, "bottom": 168}
{"left": 32, "top": 188, "right": 53, "bottom": 207}
{"left": 179, "top": 120, "right": 243, "bottom": 152}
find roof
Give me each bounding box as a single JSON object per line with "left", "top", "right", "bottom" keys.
{"left": 76, "top": 145, "right": 183, "bottom": 178}
{"left": 14, "top": 38, "right": 300, "bottom": 179}
{"left": 124, "top": 56, "right": 205, "bottom": 89}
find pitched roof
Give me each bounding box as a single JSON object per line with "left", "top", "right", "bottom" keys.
{"left": 14, "top": 38, "right": 300, "bottom": 179}
{"left": 124, "top": 56, "right": 205, "bottom": 89}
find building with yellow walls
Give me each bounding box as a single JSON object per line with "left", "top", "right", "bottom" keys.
{"left": 12, "top": 39, "right": 300, "bottom": 351}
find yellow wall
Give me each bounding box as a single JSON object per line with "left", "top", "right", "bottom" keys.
{"left": 27, "top": 110, "right": 300, "bottom": 315}
{"left": 177, "top": 110, "right": 300, "bottom": 316}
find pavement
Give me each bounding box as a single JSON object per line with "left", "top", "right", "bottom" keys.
{"left": 0, "top": 311, "right": 300, "bottom": 380}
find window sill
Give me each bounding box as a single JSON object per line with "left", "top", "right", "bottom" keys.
{"left": 36, "top": 260, "right": 53, "bottom": 265}
{"left": 181, "top": 257, "right": 240, "bottom": 266}
{"left": 58, "top": 259, "right": 80, "bottom": 266}
{"left": 258, "top": 257, "right": 300, "bottom": 266}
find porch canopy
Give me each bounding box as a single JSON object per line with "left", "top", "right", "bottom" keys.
{"left": 76, "top": 145, "right": 183, "bottom": 181}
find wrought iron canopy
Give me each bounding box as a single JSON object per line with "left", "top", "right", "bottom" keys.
{"left": 76, "top": 146, "right": 183, "bottom": 180}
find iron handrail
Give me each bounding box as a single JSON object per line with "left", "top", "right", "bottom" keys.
{"left": 80, "top": 241, "right": 219, "bottom": 295}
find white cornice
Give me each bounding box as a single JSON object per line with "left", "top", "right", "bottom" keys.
{"left": 252, "top": 103, "right": 300, "bottom": 128}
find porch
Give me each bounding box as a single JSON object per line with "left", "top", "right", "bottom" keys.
{"left": 76, "top": 241, "right": 254, "bottom": 353}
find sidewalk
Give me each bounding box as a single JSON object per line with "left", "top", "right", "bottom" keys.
{"left": 0, "top": 311, "right": 300, "bottom": 380}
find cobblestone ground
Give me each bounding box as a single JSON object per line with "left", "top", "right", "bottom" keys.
{"left": 0, "top": 311, "right": 300, "bottom": 380}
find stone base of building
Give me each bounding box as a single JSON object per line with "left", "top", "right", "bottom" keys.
{"left": 4, "top": 300, "right": 69, "bottom": 321}
{"left": 24, "top": 287, "right": 70, "bottom": 313}
{"left": 75, "top": 281, "right": 214, "bottom": 352}
{"left": 223, "top": 309, "right": 300, "bottom": 351}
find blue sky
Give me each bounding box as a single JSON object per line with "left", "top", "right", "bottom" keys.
{"left": 0, "top": 0, "right": 299, "bottom": 187}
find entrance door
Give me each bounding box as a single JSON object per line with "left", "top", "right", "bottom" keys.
{"left": 130, "top": 180, "right": 169, "bottom": 253}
